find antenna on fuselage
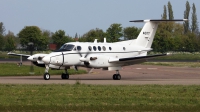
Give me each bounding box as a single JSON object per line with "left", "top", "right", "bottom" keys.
{"left": 104, "top": 38, "right": 107, "bottom": 43}
{"left": 94, "top": 39, "right": 98, "bottom": 43}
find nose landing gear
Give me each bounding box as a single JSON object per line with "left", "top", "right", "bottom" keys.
{"left": 44, "top": 73, "right": 50, "bottom": 80}
{"left": 44, "top": 65, "right": 50, "bottom": 80}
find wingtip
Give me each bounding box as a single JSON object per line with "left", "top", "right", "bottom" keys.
{"left": 7, "top": 52, "right": 12, "bottom": 55}
{"left": 166, "top": 53, "right": 172, "bottom": 55}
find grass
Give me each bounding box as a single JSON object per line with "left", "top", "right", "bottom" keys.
{"left": 0, "top": 63, "right": 87, "bottom": 76}
{"left": 0, "top": 84, "right": 200, "bottom": 111}
{"left": 143, "top": 62, "right": 200, "bottom": 68}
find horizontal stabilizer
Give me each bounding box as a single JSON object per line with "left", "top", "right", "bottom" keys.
{"left": 130, "top": 19, "right": 188, "bottom": 22}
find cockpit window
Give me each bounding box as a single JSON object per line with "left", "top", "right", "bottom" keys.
{"left": 55, "top": 44, "right": 75, "bottom": 52}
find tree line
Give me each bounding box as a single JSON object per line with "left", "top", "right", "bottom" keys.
{"left": 152, "top": 1, "right": 200, "bottom": 53}
{"left": 0, "top": 1, "right": 199, "bottom": 53}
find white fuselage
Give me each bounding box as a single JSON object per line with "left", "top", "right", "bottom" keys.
{"left": 43, "top": 41, "right": 148, "bottom": 68}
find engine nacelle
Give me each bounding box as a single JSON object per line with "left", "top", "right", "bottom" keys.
{"left": 28, "top": 54, "right": 47, "bottom": 62}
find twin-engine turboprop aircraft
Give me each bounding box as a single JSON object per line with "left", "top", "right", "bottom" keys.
{"left": 8, "top": 19, "right": 187, "bottom": 80}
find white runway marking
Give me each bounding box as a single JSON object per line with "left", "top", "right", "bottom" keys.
{"left": 134, "top": 68, "right": 158, "bottom": 70}
{"left": 147, "top": 68, "right": 158, "bottom": 70}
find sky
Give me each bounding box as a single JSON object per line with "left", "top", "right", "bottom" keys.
{"left": 1, "top": 0, "right": 200, "bottom": 37}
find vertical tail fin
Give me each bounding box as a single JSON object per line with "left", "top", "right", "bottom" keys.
{"left": 129, "top": 19, "right": 187, "bottom": 48}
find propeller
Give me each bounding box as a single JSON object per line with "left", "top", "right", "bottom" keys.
{"left": 78, "top": 50, "right": 91, "bottom": 67}
{"left": 38, "top": 56, "right": 43, "bottom": 61}
{"left": 72, "top": 45, "right": 98, "bottom": 73}
{"left": 74, "top": 49, "right": 97, "bottom": 71}
{"left": 73, "top": 50, "right": 90, "bottom": 71}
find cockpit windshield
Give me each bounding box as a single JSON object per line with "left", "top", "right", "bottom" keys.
{"left": 54, "top": 44, "right": 75, "bottom": 52}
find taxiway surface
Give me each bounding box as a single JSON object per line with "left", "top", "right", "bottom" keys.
{"left": 0, "top": 65, "right": 200, "bottom": 85}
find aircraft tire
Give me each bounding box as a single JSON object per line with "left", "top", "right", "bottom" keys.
{"left": 61, "top": 73, "right": 69, "bottom": 79}
{"left": 65, "top": 73, "right": 69, "bottom": 79}
{"left": 116, "top": 74, "right": 121, "bottom": 80}
{"left": 61, "top": 73, "right": 66, "bottom": 79}
{"left": 113, "top": 74, "right": 117, "bottom": 80}
{"left": 44, "top": 73, "right": 50, "bottom": 80}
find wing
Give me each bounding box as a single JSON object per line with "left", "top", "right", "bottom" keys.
{"left": 7, "top": 52, "right": 31, "bottom": 57}
{"left": 109, "top": 53, "right": 170, "bottom": 65}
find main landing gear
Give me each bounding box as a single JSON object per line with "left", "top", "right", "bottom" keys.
{"left": 113, "top": 70, "right": 121, "bottom": 80}
{"left": 61, "top": 69, "right": 69, "bottom": 79}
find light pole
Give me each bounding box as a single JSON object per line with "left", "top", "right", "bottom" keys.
{"left": 28, "top": 42, "right": 34, "bottom": 75}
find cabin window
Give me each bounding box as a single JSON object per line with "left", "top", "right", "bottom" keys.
{"left": 88, "top": 46, "right": 92, "bottom": 51}
{"left": 98, "top": 46, "right": 101, "bottom": 51}
{"left": 109, "top": 47, "right": 112, "bottom": 51}
{"left": 123, "top": 47, "right": 126, "bottom": 51}
{"left": 102, "top": 46, "right": 106, "bottom": 51}
{"left": 77, "top": 46, "right": 81, "bottom": 51}
{"left": 93, "top": 46, "right": 96, "bottom": 51}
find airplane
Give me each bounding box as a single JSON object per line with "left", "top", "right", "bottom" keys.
{"left": 8, "top": 19, "right": 187, "bottom": 80}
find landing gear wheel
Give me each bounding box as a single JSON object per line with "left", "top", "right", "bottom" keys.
{"left": 44, "top": 73, "right": 50, "bottom": 80}
{"left": 61, "top": 73, "right": 69, "bottom": 79}
{"left": 113, "top": 74, "right": 121, "bottom": 80}
{"left": 113, "top": 74, "right": 116, "bottom": 80}
{"left": 61, "top": 73, "right": 65, "bottom": 79}
{"left": 116, "top": 74, "right": 121, "bottom": 80}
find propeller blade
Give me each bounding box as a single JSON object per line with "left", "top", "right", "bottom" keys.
{"left": 37, "top": 60, "right": 44, "bottom": 64}
{"left": 76, "top": 49, "right": 91, "bottom": 68}
{"left": 77, "top": 51, "right": 82, "bottom": 57}
{"left": 73, "top": 66, "right": 78, "bottom": 71}
{"left": 87, "top": 68, "right": 94, "bottom": 74}
{"left": 84, "top": 51, "right": 90, "bottom": 58}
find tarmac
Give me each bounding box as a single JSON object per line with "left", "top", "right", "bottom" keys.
{"left": 0, "top": 63, "right": 200, "bottom": 85}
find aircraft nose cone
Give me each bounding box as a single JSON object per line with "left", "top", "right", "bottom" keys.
{"left": 27, "top": 56, "right": 34, "bottom": 61}
{"left": 42, "top": 56, "right": 50, "bottom": 64}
